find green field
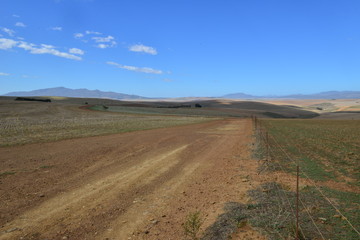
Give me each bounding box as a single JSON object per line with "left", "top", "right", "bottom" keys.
{"left": 263, "top": 119, "right": 360, "bottom": 183}
{"left": 256, "top": 119, "right": 360, "bottom": 239}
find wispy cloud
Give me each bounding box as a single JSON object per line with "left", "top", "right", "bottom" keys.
{"left": 0, "top": 38, "right": 17, "bottom": 49}
{"left": 15, "top": 22, "right": 26, "bottom": 27}
{"left": 129, "top": 44, "right": 157, "bottom": 55}
{"left": 93, "top": 35, "right": 116, "bottom": 48}
{"left": 0, "top": 37, "right": 82, "bottom": 61}
{"left": 97, "top": 44, "right": 110, "bottom": 49}
{"left": 85, "top": 30, "right": 102, "bottom": 35}
{"left": 74, "top": 31, "right": 117, "bottom": 48}
{"left": 69, "top": 48, "right": 84, "bottom": 55}
{"left": 22, "top": 75, "right": 38, "bottom": 79}
{"left": 12, "top": 14, "right": 20, "bottom": 18}
{"left": 96, "top": 42, "right": 115, "bottom": 48}
{"left": 107, "top": 61, "right": 163, "bottom": 74}
{"left": 51, "top": 26, "right": 62, "bottom": 31}
{"left": 1, "top": 28, "right": 15, "bottom": 37}
{"left": 92, "top": 35, "right": 114, "bottom": 43}
{"left": 18, "top": 42, "right": 82, "bottom": 60}
{"left": 74, "top": 33, "right": 84, "bottom": 39}
{"left": 0, "top": 72, "right": 10, "bottom": 76}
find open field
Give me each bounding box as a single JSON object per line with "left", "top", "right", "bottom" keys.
{"left": 0, "top": 118, "right": 269, "bottom": 240}
{"left": 0, "top": 99, "right": 211, "bottom": 146}
{"left": 90, "top": 99, "right": 319, "bottom": 119}
{"left": 1, "top": 97, "right": 359, "bottom": 239}
{"left": 254, "top": 98, "right": 360, "bottom": 115}
{"left": 255, "top": 119, "right": 360, "bottom": 239}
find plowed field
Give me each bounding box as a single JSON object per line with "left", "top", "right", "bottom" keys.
{"left": 0, "top": 119, "right": 265, "bottom": 240}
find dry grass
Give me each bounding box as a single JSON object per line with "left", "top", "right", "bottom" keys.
{"left": 0, "top": 101, "right": 212, "bottom": 146}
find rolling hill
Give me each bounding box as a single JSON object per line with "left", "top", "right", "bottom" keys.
{"left": 222, "top": 91, "right": 360, "bottom": 99}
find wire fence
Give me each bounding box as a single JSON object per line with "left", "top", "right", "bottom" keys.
{"left": 251, "top": 116, "right": 360, "bottom": 240}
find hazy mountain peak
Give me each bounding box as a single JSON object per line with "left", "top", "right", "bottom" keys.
{"left": 3, "top": 87, "right": 147, "bottom": 99}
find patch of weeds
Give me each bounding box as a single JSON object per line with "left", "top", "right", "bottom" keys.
{"left": 202, "top": 202, "right": 248, "bottom": 240}
{"left": 204, "top": 182, "right": 359, "bottom": 240}
{"left": 245, "top": 182, "right": 298, "bottom": 240}
{"left": 202, "top": 183, "right": 298, "bottom": 240}
{"left": 39, "top": 165, "right": 54, "bottom": 169}
{"left": 0, "top": 171, "right": 16, "bottom": 177}
{"left": 246, "top": 203, "right": 257, "bottom": 210}
{"left": 183, "top": 211, "right": 203, "bottom": 240}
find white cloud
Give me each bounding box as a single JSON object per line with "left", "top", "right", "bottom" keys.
{"left": 0, "top": 37, "right": 81, "bottom": 61}
{"left": 74, "top": 33, "right": 84, "bottom": 38}
{"left": 129, "top": 44, "right": 157, "bottom": 55}
{"left": 86, "top": 30, "right": 102, "bottom": 35}
{"left": 75, "top": 31, "right": 116, "bottom": 48}
{"left": 1, "top": 28, "right": 15, "bottom": 37}
{"left": 12, "top": 14, "right": 20, "bottom": 18}
{"left": 92, "top": 35, "right": 114, "bottom": 43}
{"left": 0, "top": 72, "right": 10, "bottom": 76}
{"left": 69, "top": 48, "right": 84, "bottom": 55}
{"left": 51, "top": 27, "right": 62, "bottom": 31}
{"left": 106, "top": 61, "right": 163, "bottom": 74}
{"left": 92, "top": 35, "right": 116, "bottom": 48}
{"left": 96, "top": 42, "right": 116, "bottom": 48}
{"left": 41, "top": 44, "right": 56, "bottom": 49}
{"left": 15, "top": 22, "right": 26, "bottom": 27}
{"left": 17, "top": 42, "right": 82, "bottom": 61}
{"left": 97, "top": 43, "right": 109, "bottom": 49}
{"left": 17, "top": 41, "right": 33, "bottom": 50}
{"left": 0, "top": 38, "right": 17, "bottom": 49}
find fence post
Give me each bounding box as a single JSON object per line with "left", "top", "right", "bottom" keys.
{"left": 266, "top": 131, "right": 269, "bottom": 161}
{"left": 296, "top": 165, "right": 299, "bottom": 240}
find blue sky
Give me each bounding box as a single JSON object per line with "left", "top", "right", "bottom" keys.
{"left": 1, "top": 0, "right": 359, "bottom": 97}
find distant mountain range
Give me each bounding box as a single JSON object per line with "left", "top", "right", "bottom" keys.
{"left": 3, "top": 87, "right": 360, "bottom": 100}
{"left": 222, "top": 91, "right": 360, "bottom": 99}
{"left": 3, "top": 87, "right": 147, "bottom": 99}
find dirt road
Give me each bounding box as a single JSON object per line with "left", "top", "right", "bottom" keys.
{"left": 0, "top": 119, "right": 265, "bottom": 239}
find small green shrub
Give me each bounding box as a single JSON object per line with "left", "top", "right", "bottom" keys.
{"left": 0, "top": 171, "right": 16, "bottom": 177}
{"left": 183, "top": 211, "right": 203, "bottom": 240}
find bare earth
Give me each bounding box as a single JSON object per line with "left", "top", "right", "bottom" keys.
{"left": 0, "top": 119, "right": 266, "bottom": 240}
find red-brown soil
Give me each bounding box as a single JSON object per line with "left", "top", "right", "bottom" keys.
{"left": 0, "top": 119, "right": 266, "bottom": 240}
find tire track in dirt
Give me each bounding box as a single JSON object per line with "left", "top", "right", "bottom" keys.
{"left": 0, "top": 119, "right": 266, "bottom": 239}
{"left": 0, "top": 145, "right": 189, "bottom": 239}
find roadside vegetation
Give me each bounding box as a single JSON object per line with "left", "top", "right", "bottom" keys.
{"left": 183, "top": 211, "right": 203, "bottom": 240}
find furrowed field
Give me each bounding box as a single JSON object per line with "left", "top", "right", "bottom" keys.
{"left": 256, "top": 119, "right": 360, "bottom": 239}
